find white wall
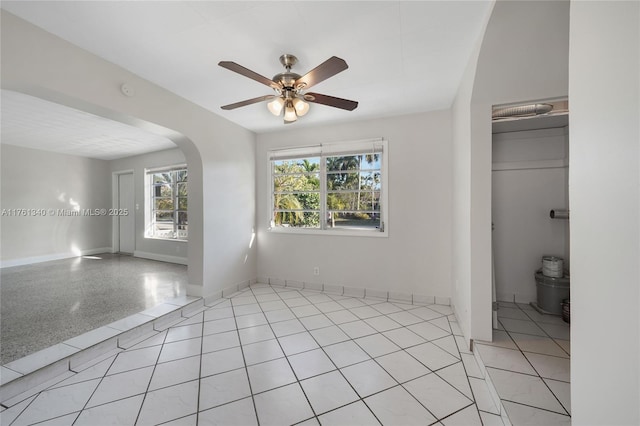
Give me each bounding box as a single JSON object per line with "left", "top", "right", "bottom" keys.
{"left": 256, "top": 111, "right": 453, "bottom": 299}
{"left": 0, "top": 144, "right": 112, "bottom": 266}
{"left": 569, "top": 1, "right": 640, "bottom": 424}
{"left": 452, "top": 35, "right": 485, "bottom": 347}
{"left": 1, "top": 11, "right": 257, "bottom": 297}
{"left": 452, "top": 0, "right": 570, "bottom": 345}
{"left": 492, "top": 127, "right": 569, "bottom": 303}
{"left": 109, "top": 148, "right": 187, "bottom": 264}
{"left": 1, "top": 139, "right": 190, "bottom": 267}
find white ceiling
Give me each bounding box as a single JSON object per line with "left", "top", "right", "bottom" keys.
{"left": 1, "top": 90, "right": 177, "bottom": 160}
{"left": 1, "top": 1, "right": 493, "bottom": 157}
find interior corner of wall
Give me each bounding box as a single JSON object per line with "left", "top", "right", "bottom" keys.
{"left": 450, "top": 299, "right": 473, "bottom": 350}
{"left": 186, "top": 283, "right": 203, "bottom": 298}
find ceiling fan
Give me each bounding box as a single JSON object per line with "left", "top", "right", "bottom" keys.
{"left": 218, "top": 54, "right": 358, "bottom": 124}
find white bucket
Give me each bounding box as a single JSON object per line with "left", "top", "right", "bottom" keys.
{"left": 542, "top": 256, "right": 564, "bottom": 278}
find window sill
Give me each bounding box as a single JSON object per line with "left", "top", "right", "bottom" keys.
{"left": 267, "top": 227, "right": 387, "bottom": 238}
{"left": 144, "top": 236, "right": 188, "bottom": 243}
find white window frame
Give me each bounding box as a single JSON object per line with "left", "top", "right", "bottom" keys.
{"left": 145, "top": 164, "right": 188, "bottom": 241}
{"left": 268, "top": 138, "right": 388, "bottom": 237}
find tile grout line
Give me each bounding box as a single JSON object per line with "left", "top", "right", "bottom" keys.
{"left": 7, "top": 394, "right": 38, "bottom": 426}
{"left": 249, "top": 286, "right": 366, "bottom": 421}
{"left": 293, "top": 285, "right": 471, "bottom": 424}
{"left": 497, "top": 303, "right": 571, "bottom": 418}
{"left": 69, "top": 351, "right": 122, "bottom": 425}
{"left": 194, "top": 310, "right": 206, "bottom": 426}
{"left": 437, "top": 402, "right": 479, "bottom": 424}
{"left": 482, "top": 364, "right": 569, "bottom": 385}
{"left": 229, "top": 293, "right": 262, "bottom": 426}
{"left": 131, "top": 326, "right": 170, "bottom": 425}
{"left": 247, "top": 285, "right": 321, "bottom": 424}
{"left": 500, "top": 398, "right": 571, "bottom": 417}
{"left": 144, "top": 285, "right": 464, "bottom": 422}
{"left": 363, "top": 310, "right": 473, "bottom": 423}
{"left": 476, "top": 338, "right": 570, "bottom": 362}
{"left": 8, "top": 283, "right": 485, "bottom": 425}
{"left": 72, "top": 302, "right": 243, "bottom": 423}
{"left": 514, "top": 306, "right": 572, "bottom": 417}
{"left": 5, "top": 308, "right": 182, "bottom": 423}
{"left": 448, "top": 315, "right": 491, "bottom": 419}
{"left": 355, "top": 299, "right": 472, "bottom": 402}
{"left": 289, "top": 287, "right": 386, "bottom": 425}
{"left": 519, "top": 305, "right": 571, "bottom": 357}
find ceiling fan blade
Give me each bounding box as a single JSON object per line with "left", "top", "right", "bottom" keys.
{"left": 304, "top": 93, "right": 358, "bottom": 111}
{"left": 218, "top": 61, "right": 280, "bottom": 89}
{"left": 221, "top": 95, "right": 276, "bottom": 110}
{"left": 295, "top": 56, "right": 348, "bottom": 89}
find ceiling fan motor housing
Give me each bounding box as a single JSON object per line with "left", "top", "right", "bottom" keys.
{"left": 272, "top": 72, "right": 302, "bottom": 90}
{"left": 274, "top": 54, "right": 306, "bottom": 93}
{"left": 218, "top": 53, "right": 358, "bottom": 117}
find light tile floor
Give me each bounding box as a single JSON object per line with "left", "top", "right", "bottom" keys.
{"left": 474, "top": 301, "right": 571, "bottom": 425}
{"left": 0, "top": 284, "right": 503, "bottom": 426}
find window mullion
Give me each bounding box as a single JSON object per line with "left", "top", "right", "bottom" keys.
{"left": 270, "top": 161, "right": 275, "bottom": 228}
{"left": 320, "top": 156, "right": 327, "bottom": 230}
{"left": 150, "top": 174, "right": 155, "bottom": 232}
{"left": 173, "top": 171, "right": 178, "bottom": 238}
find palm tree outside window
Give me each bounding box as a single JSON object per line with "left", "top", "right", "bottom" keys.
{"left": 270, "top": 139, "right": 386, "bottom": 233}
{"left": 148, "top": 167, "right": 188, "bottom": 240}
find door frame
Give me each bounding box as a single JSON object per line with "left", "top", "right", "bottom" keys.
{"left": 112, "top": 169, "right": 135, "bottom": 254}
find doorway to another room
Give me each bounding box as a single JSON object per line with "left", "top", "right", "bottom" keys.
{"left": 479, "top": 100, "right": 572, "bottom": 422}
{"left": 116, "top": 171, "right": 135, "bottom": 254}
{"left": 0, "top": 91, "right": 191, "bottom": 366}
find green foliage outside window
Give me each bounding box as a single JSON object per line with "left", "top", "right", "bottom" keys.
{"left": 272, "top": 153, "right": 381, "bottom": 230}
{"left": 273, "top": 159, "right": 320, "bottom": 227}
{"left": 150, "top": 169, "right": 188, "bottom": 239}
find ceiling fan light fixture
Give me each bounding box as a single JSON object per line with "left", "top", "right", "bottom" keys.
{"left": 219, "top": 54, "right": 358, "bottom": 124}
{"left": 292, "top": 97, "right": 309, "bottom": 116}
{"left": 267, "top": 97, "right": 285, "bottom": 116}
{"left": 283, "top": 103, "right": 297, "bottom": 122}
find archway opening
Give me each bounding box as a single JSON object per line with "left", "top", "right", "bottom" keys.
{"left": 0, "top": 89, "right": 203, "bottom": 364}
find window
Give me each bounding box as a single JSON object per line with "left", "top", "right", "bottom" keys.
{"left": 146, "top": 166, "right": 188, "bottom": 240}
{"left": 269, "top": 139, "right": 387, "bottom": 235}
{"left": 273, "top": 157, "right": 321, "bottom": 228}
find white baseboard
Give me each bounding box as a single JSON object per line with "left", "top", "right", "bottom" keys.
{"left": 1, "top": 247, "right": 113, "bottom": 268}
{"left": 496, "top": 292, "right": 536, "bottom": 305}
{"left": 258, "top": 276, "right": 450, "bottom": 306}
{"left": 133, "top": 251, "right": 187, "bottom": 265}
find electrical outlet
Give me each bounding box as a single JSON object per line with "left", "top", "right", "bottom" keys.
{"left": 313, "top": 267, "right": 320, "bottom": 276}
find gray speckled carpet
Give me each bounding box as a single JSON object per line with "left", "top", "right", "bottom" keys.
{"left": 0, "top": 253, "right": 188, "bottom": 364}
